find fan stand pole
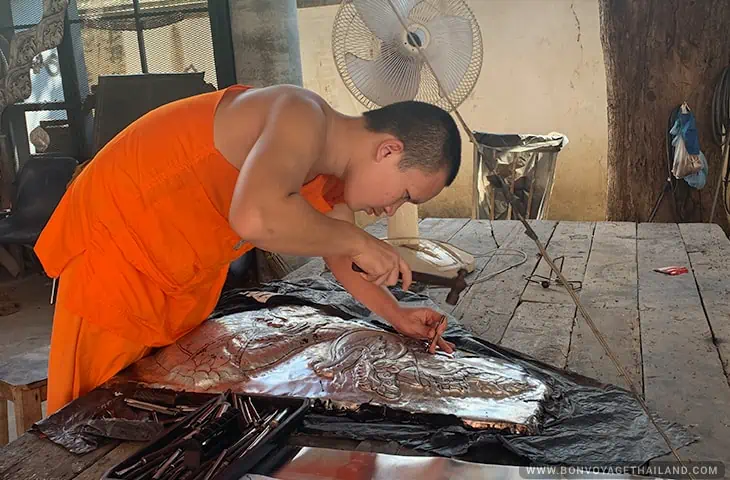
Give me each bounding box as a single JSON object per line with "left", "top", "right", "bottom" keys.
{"left": 387, "top": 203, "right": 420, "bottom": 239}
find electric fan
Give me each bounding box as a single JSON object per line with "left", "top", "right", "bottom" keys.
{"left": 332, "top": 0, "right": 483, "bottom": 111}
{"left": 332, "top": 0, "right": 483, "bottom": 278}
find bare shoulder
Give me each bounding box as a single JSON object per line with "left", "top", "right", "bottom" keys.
{"left": 214, "top": 85, "right": 332, "bottom": 167}
{"left": 220, "top": 85, "right": 330, "bottom": 126}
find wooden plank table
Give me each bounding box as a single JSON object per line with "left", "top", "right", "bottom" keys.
{"left": 1, "top": 219, "right": 729, "bottom": 479}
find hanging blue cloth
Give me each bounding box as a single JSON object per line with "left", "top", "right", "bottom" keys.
{"left": 669, "top": 104, "right": 707, "bottom": 188}
{"left": 673, "top": 109, "right": 700, "bottom": 154}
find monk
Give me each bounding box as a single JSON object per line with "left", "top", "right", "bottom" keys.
{"left": 34, "top": 84, "right": 462, "bottom": 414}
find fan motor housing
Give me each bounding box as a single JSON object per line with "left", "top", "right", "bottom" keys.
{"left": 403, "top": 24, "right": 430, "bottom": 54}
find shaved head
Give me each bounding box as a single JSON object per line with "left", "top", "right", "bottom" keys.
{"left": 362, "top": 101, "right": 461, "bottom": 185}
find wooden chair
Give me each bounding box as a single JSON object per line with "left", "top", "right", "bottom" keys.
{"left": 0, "top": 345, "right": 48, "bottom": 445}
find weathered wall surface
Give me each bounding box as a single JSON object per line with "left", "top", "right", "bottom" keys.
{"left": 230, "top": 0, "right": 303, "bottom": 87}
{"left": 297, "top": 0, "right": 609, "bottom": 221}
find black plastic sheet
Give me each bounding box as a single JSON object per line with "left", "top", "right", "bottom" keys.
{"left": 31, "top": 388, "right": 165, "bottom": 454}
{"left": 33, "top": 277, "right": 696, "bottom": 465}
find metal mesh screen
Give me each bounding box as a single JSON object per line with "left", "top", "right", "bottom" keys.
{"left": 142, "top": 13, "right": 217, "bottom": 86}
{"left": 73, "top": 0, "right": 217, "bottom": 94}
{"left": 9, "top": 0, "right": 45, "bottom": 27}
{"left": 78, "top": 23, "right": 143, "bottom": 89}
{"left": 75, "top": 0, "right": 136, "bottom": 13}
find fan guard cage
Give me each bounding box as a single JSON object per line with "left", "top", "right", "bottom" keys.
{"left": 332, "top": 0, "right": 483, "bottom": 112}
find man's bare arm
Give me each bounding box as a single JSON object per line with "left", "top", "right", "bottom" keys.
{"left": 323, "top": 205, "right": 451, "bottom": 351}
{"left": 227, "top": 92, "right": 365, "bottom": 257}
{"left": 323, "top": 204, "right": 403, "bottom": 319}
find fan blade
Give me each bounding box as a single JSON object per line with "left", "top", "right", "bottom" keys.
{"left": 346, "top": 44, "right": 421, "bottom": 106}
{"left": 352, "top": 0, "right": 418, "bottom": 41}
{"left": 422, "top": 14, "right": 474, "bottom": 97}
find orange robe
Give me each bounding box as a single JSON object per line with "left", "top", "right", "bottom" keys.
{"left": 34, "top": 84, "right": 344, "bottom": 414}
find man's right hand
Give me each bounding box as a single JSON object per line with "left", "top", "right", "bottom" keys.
{"left": 351, "top": 233, "right": 413, "bottom": 291}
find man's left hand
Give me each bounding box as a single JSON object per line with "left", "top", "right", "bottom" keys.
{"left": 388, "top": 306, "right": 455, "bottom": 354}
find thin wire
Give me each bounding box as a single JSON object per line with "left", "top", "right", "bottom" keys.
{"left": 381, "top": 0, "right": 693, "bottom": 473}
{"left": 469, "top": 248, "right": 528, "bottom": 285}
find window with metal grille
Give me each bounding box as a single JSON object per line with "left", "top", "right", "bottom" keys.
{"left": 2, "top": 0, "right": 70, "bottom": 163}
{"left": 1, "top": 0, "right": 235, "bottom": 163}
{"left": 72, "top": 0, "right": 220, "bottom": 93}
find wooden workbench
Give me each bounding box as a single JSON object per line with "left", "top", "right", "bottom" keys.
{"left": 1, "top": 219, "right": 729, "bottom": 479}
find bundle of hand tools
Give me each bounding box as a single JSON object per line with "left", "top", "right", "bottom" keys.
{"left": 105, "top": 390, "right": 307, "bottom": 480}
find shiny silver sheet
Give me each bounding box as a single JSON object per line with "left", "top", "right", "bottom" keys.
{"left": 243, "top": 447, "right": 665, "bottom": 480}
{"left": 122, "top": 301, "right": 550, "bottom": 433}
{"left": 473, "top": 132, "right": 568, "bottom": 221}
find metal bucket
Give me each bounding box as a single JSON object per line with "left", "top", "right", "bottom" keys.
{"left": 472, "top": 132, "right": 568, "bottom": 220}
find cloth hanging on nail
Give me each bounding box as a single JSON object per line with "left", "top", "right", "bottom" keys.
{"left": 670, "top": 103, "right": 707, "bottom": 188}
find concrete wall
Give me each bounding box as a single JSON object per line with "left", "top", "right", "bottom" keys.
{"left": 229, "top": 0, "right": 303, "bottom": 87}
{"left": 297, "top": 0, "right": 609, "bottom": 221}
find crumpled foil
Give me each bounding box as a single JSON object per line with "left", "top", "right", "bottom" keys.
{"left": 473, "top": 132, "right": 568, "bottom": 220}
{"left": 119, "top": 301, "right": 550, "bottom": 434}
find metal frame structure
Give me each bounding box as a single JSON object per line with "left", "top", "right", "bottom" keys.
{"left": 2, "top": 0, "right": 236, "bottom": 165}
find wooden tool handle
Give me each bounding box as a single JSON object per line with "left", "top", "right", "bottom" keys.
{"left": 352, "top": 263, "right": 443, "bottom": 286}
